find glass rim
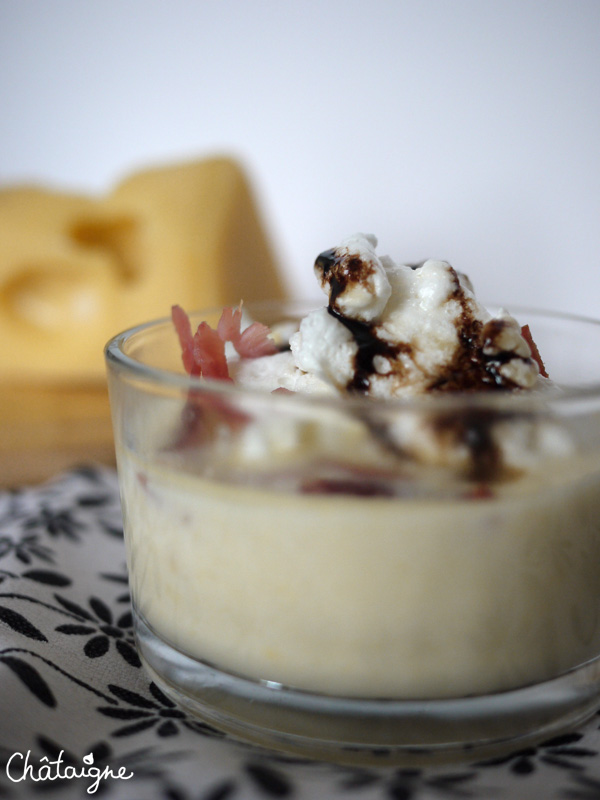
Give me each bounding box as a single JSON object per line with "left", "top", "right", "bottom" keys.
{"left": 104, "top": 300, "right": 600, "bottom": 414}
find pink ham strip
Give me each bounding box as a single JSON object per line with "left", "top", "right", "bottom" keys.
{"left": 173, "top": 303, "right": 277, "bottom": 380}
{"left": 193, "top": 322, "right": 232, "bottom": 382}
{"left": 520, "top": 324, "right": 549, "bottom": 378}
{"left": 236, "top": 321, "right": 278, "bottom": 357}
{"left": 216, "top": 305, "right": 243, "bottom": 344}
{"left": 171, "top": 304, "right": 201, "bottom": 376}
{"left": 217, "top": 304, "right": 277, "bottom": 358}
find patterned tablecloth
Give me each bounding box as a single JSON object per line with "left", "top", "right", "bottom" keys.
{"left": 1, "top": 466, "right": 600, "bottom": 799}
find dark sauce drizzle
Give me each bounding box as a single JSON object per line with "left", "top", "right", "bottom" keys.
{"left": 327, "top": 306, "right": 407, "bottom": 394}
{"left": 424, "top": 273, "right": 528, "bottom": 393}
{"left": 433, "top": 408, "right": 507, "bottom": 483}
{"left": 316, "top": 247, "right": 535, "bottom": 482}
{"left": 316, "top": 247, "right": 411, "bottom": 394}
{"left": 316, "top": 249, "right": 526, "bottom": 397}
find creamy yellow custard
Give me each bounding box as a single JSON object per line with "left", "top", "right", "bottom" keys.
{"left": 119, "top": 445, "right": 600, "bottom": 700}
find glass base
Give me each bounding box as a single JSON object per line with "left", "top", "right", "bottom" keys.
{"left": 136, "top": 612, "right": 600, "bottom": 766}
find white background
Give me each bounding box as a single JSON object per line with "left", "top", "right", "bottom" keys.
{"left": 1, "top": 0, "right": 599, "bottom": 314}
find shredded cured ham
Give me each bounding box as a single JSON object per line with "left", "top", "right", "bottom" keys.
{"left": 171, "top": 304, "right": 200, "bottom": 377}
{"left": 216, "top": 304, "right": 278, "bottom": 358}
{"left": 193, "top": 322, "right": 232, "bottom": 382}
{"left": 236, "top": 321, "right": 278, "bottom": 358}
{"left": 520, "top": 324, "right": 549, "bottom": 378}
{"left": 216, "top": 305, "right": 243, "bottom": 346}
{"left": 172, "top": 304, "right": 277, "bottom": 381}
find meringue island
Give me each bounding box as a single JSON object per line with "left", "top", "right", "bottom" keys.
{"left": 107, "top": 234, "right": 600, "bottom": 757}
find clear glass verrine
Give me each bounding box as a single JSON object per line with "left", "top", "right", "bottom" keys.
{"left": 105, "top": 301, "right": 600, "bottom": 763}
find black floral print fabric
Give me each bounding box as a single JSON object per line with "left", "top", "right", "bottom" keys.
{"left": 0, "top": 466, "right": 600, "bottom": 799}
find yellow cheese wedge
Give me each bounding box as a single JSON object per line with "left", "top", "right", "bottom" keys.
{"left": 0, "top": 157, "right": 285, "bottom": 382}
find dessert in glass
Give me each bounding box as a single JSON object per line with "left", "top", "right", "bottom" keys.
{"left": 105, "top": 234, "right": 600, "bottom": 762}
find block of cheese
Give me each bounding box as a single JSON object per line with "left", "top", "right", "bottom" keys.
{"left": 0, "top": 157, "right": 285, "bottom": 381}
{"left": 0, "top": 157, "right": 285, "bottom": 486}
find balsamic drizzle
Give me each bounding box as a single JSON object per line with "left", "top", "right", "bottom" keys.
{"left": 317, "top": 248, "right": 527, "bottom": 396}
{"left": 326, "top": 306, "right": 408, "bottom": 394}
{"left": 315, "top": 246, "right": 536, "bottom": 481}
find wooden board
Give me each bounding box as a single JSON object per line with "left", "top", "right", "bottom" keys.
{"left": 0, "top": 383, "right": 116, "bottom": 488}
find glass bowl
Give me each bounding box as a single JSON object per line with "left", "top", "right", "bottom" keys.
{"left": 105, "top": 301, "right": 600, "bottom": 764}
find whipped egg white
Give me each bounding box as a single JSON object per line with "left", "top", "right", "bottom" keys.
{"left": 235, "top": 234, "right": 542, "bottom": 399}
{"left": 231, "top": 234, "right": 560, "bottom": 478}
